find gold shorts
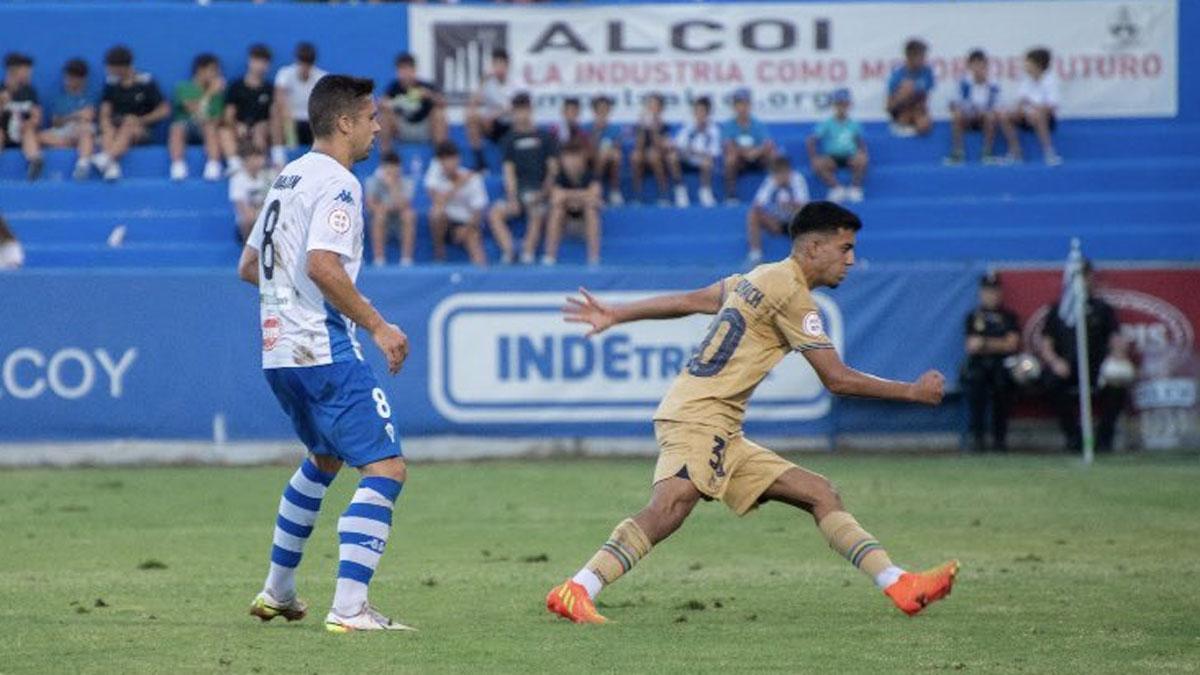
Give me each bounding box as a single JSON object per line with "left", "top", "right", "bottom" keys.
{"left": 652, "top": 421, "right": 796, "bottom": 516}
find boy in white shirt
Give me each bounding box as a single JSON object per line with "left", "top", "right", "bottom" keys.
{"left": 1003, "top": 47, "right": 1062, "bottom": 166}
{"left": 424, "top": 140, "right": 489, "bottom": 267}
{"left": 667, "top": 96, "right": 720, "bottom": 207}
{"left": 746, "top": 156, "right": 809, "bottom": 264}
{"left": 271, "top": 42, "right": 327, "bottom": 166}
{"left": 229, "top": 141, "right": 275, "bottom": 242}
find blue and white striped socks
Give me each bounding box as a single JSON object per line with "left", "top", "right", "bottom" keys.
{"left": 332, "top": 476, "right": 403, "bottom": 617}
{"left": 264, "top": 458, "right": 337, "bottom": 601}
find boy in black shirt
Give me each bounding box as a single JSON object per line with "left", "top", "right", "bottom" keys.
{"left": 0, "top": 52, "right": 44, "bottom": 180}
{"left": 379, "top": 52, "right": 446, "bottom": 151}
{"left": 95, "top": 45, "right": 169, "bottom": 181}
{"left": 221, "top": 44, "right": 277, "bottom": 171}
{"left": 542, "top": 140, "right": 602, "bottom": 266}
{"left": 488, "top": 92, "right": 558, "bottom": 264}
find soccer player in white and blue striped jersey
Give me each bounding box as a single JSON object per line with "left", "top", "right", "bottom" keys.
{"left": 236, "top": 74, "right": 414, "bottom": 633}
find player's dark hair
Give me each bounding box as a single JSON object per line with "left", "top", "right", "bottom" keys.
{"left": 248, "top": 43, "right": 272, "bottom": 61}
{"left": 434, "top": 140, "right": 460, "bottom": 158}
{"left": 491, "top": 47, "right": 509, "bottom": 63}
{"left": 192, "top": 53, "right": 219, "bottom": 76}
{"left": 562, "top": 139, "right": 586, "bottom": 155}
{"left": 1026, "top": 47, "right": 1052, "bottom": 72}
{"left": 4, "top": 52, "right": 25, "bottom": 69}
{"left": 63, "top": 58, "right": 88, "bottom": 78}
{"left": 590, "top": 95, "right": 613, "bottom": 110}
{"left": 511, "top": 91, "right": 532, "bottom": 109}
{"left": 237, "top": 138, "right": 263, "bottom": 158}
{"left": 905, "top": 38, "right": 928, "bottom": 56}
{"left": 646, "top": 92, "right": 665, "bottom": 106}
{"left": 967, "top": 49, "right": 987, "bottom": 64}
{"left": 395, "top": 52, "right": 416, "bottom": 68}
{"left": 295, "top": 42, "right": 317, "bottom": 65}
{"left": 379, "top": 150, "right": 400, "bottom": 165}
{"left": 694, "top": 96, "right": 712, "bottom": 113}
{"left": 562, "top": 96, "right": 580, "bottom": 108}
{"left": 770, "top": 156, "right": 791, "bottom": 173}
{"left": 788, "top": 201, "right": 863, "bottom": 240}
{"left": 105, "top": 45, "right": 133, "bottom": 67}
{"left": 308, "top": 74, "right": 374, "bottom": 138}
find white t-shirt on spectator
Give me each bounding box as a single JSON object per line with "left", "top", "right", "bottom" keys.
{"left": 1017, "top": 72, "right": 1060, "bottom": 110}
{"left": 275, "top": 64, "right": 328, "bottom": 122}
{"left": 673, "top": 120, "right": 721, "bottom": 160}
{"left": 229, "top": 168, "right": 273, "bottom": 209}
{"left": 479, "top": 74, "right": 510, "bottom": 120}
{"left": 424, "top": 162, "right": 488, "bottom": 224}
{"left": 753, "top": 172, "right": 809, "bottom": 220}
{"left": 0, "top": 240, "right": 24, "bottom": 269}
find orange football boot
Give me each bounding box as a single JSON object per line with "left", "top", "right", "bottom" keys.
{"left": 545, "top": 580, "right": 608, "bottom": 624}
{"left": 884, "top": 560, "right": 960, "bottom": 616}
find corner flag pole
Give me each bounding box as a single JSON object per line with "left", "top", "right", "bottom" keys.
{"left": 1067, "top": 238, "right": 1096, "bottom": 465}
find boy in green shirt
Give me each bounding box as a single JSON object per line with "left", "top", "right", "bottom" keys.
{"left": 168, "top": 53, "right": 226, "bottom": 181}
{"left": 807, "top": 88, "right": 868, "bottom": 203}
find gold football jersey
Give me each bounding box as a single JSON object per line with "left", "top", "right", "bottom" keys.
{"left": 653, "top": 258, "right": 833, "bottom": 434}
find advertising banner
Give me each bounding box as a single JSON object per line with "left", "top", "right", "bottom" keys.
{"left": 409, "top": 0, "right": 1178, "bottom": 123}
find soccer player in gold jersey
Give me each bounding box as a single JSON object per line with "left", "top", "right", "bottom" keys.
{"left": 546, "top": 201, "right": 958, "bottom": 623}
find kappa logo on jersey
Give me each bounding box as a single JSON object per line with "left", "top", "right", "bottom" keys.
{"left": 328, "top": 208, "right": 352, "bottom": 234}
{"left": 803, "top": 311, "right": 824, "bottom": 336}
{"left": 335, "top": 190, "right": 355, "bottom": 205}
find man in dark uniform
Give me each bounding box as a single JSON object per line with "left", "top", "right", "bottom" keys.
{"left": 1037, "top": 260, "right": 1125, "bottom": 452}
{"left": 962, "top": 272, "right": 1021, "bottom": 451}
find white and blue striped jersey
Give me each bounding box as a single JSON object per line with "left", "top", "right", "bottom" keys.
{"left": 247, "top": 152, "right": 365, "bottom": 369}
{"left": 954, "top": 77, "right": 1000, "bottom": 113}
{"left": 753, "top": 171, "right": 810, "bottom": 220}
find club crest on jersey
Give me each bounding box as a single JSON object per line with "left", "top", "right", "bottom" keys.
{"left": 262, "top": 316, "right": 281, "bottom": 351}
{"left": 803, "top": 311, "right": 824, "bottom": 336}
{"left": 328, "top": 208, "right": 352, "bottom": 234}
{"left": 335, "top": 190, "right": 355, "bottom": 205}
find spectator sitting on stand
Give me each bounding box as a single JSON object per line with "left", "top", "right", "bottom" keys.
{"left": 807, "top": 88, "right": 867, "bottom": 203}
{"left": 38, "top": 57, "right": 95, "bottom": 180}
{"left": 542, "top": 140, "right": 602, "bottom": 267}
{"left": 667, "top": 95, "right": 721, "bottom": 207}
{"left": 221, "top": 44, "right": 277, "bottom": 172}
{"left": 228, "top": 140, "right": 273, "bottom": 242}
{"left": 944, "top": 49, "right": 1004, "bottom": 166}
{"left": 465, "top": 47, "right": 512, "bottom": 171}
{"left": 721, "top": 88, "right": 776, "bottom": 204}
{"left": 489, "top": 92, "right": 559, "bottom": 265}
{"left": 379, "top": 52, "right": 447, "bottom": 152}
{"left": 94, "top": 45, "right": 170, "bottom": 182}
{"left": 1003, "top": 47, "right": 1062, "bottom": 166}
{"left": 271, "top": 42, "right": 326, "bottom": 166}
{"left": 745, "top": 156, "right": 809, "bottom": 265}
{"left": 630, "top": 92, "right": 674, "bottom": 205}
{"left": 1, "top": 52, "right": 44, "bottom": 180}
{"left": 424, "top": 140, "right": 488, "bottom": 267}
{"left": 585, "top": 94, "right": 624, "bottom": 205}
{"left": 0, "top": 214, "right": 23, "bottom": 270}
{"left": 169, "top": 52, "right": 227, "bottom": 181}
{"left": 365, "top": 151, "right": 417, "bottom": 267}
{"left": 886, "top": 38, "right": 935, "bottom": 137}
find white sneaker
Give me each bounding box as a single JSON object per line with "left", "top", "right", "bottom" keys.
{"left": 324, "top": 606, "right": 416, "bottom": 633}
{"left": 103, "top": 162, "right": 122, "bottom": 182}
{"left": 1044, "top": 152, "right": 1063, "bottom": 167}
{"left": 827, "top": 186, "right": 846, "bottom": 203}
{"left": 519, "top": 251, "right": 535, "bottom": 265}
{"left": 249, "top": 590, "right": 308, "bottom": 623}
{"left": 399, "top": 257, "right": 413, "bottom": 268}
{"left": 73, "top": 159, "right": 91, "bottom": 181}
{"left": 540, "top": 255, "right": 557, "bottom": 266}
{"left": 203, "top": 160, "right": 222, "bottom": 182}
{"left": 224, "top": 157, "right": 243, "bottom": 177}
{"left": 170, "top": 160, "right": 188, "bottom": 181}
{"left": 500, "top": 251, "right": 515, "bottom": 265}
{"left": 846, "top": 186, "right": 864, "bottom": 203}
{"left": 698, "top": 187, "right": 716, "bottom": 207}
{"left": 607, "top": 192, "right": 624, "bottom": 207}
{"left": 889, "top": 122, "right": 917, "bottom": 138}
{"left": 91, "top": 153, "right": 111, "bottom": 172}
{"left": 673, "top": 185, "right": 690, "bottom": 208}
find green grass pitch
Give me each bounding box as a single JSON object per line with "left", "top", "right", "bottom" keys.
{"left": 1, "top": 454, "right": 1198, "bottom": 673}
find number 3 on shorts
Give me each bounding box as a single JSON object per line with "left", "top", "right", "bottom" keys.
{"left": 371, "top": 387, "right": 392, "bottom": 419}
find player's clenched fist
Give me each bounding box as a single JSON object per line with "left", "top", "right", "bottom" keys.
{"left": 372, "top": 323, "right": 409, "bottom": 374}
{"left": 911, "top": 370, "right": 945, "bottom": 405}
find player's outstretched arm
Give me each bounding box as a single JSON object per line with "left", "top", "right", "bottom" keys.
{"left": 307, "top": 250, "right": 409, "bottom": 374}
{"left": 237, "top": 245, "right": 259, "bottom": 286}
{"left": 563, "top": 283, "right": 723, "bottom": 336}
{"left": 802, "top": 347, "right": 944, "bottom": 405}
